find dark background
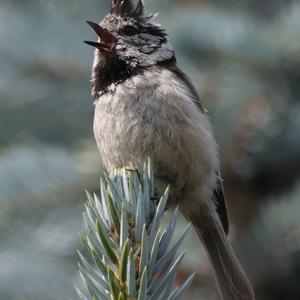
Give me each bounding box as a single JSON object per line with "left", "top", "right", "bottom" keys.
{"left": 1, "top": 0, "right": 300, "bottom": 299}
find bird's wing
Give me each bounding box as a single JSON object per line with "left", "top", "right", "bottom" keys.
{"left": 166, "top": 62, "right": 229, "bottom": 234}
{"left": 214, "top": 172, "right": 229, "bottom": 235}
{"left": 163, "top": 61, "right": 205, "bottom": 112}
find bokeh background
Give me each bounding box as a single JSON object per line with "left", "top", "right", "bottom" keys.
{"left": 1, "top": 0, "right": 300, "bottom": 299}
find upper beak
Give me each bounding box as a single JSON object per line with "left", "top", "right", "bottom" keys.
{"left": 84, "top": 21, "right": 117, "bottom": 53}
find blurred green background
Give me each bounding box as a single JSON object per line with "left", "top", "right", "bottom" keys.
{"left": 1, "top": 0, "right": 300, "bottom": 299}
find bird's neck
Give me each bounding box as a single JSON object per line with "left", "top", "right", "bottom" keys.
{"left": 91, "top": 55, "right": 133, "bottom": 98}
{"left": 91, "top": 54, "right": 177, "bottom": 99}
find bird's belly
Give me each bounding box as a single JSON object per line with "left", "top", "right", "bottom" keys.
{"left": 93, "top": 97, "right": 163, "bottom": 169}
{"left": 94, "top": 94, "right": 218, "bottom": 197}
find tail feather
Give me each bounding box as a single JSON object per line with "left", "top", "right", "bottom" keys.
{"left": 191, "top": 216, "right": 255, "bottom": 300}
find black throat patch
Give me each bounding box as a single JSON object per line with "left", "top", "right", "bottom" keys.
{"left": 91, "top": 53, "right": 176, "bottom": 98}
{"left": 91, "top": 54, "right": 139, "bottom": 98}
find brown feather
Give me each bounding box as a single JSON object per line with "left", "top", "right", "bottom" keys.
{"left": 214, "top": 172, "right": 229, "bottom": 235}
{"left": 163, "top": 61, "right": 205, "bottom": 112}
{"left": 191, "top": 215, "right": 255, "bottom": 300}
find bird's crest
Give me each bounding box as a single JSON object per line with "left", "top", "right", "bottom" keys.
{"left": 111, "top": 0, "right": 145, "bottom": 18}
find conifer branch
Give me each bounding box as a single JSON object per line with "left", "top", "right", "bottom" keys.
{"left": 77, "top": 159, "right": 195, "bottom": 300}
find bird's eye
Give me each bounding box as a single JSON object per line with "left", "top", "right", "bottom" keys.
{"left": 123, "top": 25, "right": 138, "bottom": 36}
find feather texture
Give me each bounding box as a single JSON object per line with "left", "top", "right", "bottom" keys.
{"left": 111, "top": 0, "right": 145, "bottom": 17}
{"left": 191, "top": 214, "right": 255, "bottom": 300}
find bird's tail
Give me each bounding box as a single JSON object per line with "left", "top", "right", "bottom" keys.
{"left": 191, "top": 215, "right": 255, "bottom": 300}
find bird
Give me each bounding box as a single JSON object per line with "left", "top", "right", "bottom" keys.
{"left": 84, "top": 1, "right": 255, "bottom": 299}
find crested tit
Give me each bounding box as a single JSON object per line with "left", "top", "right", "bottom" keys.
{"left": 85, "top": 1, "right": 255, "bottom": 299}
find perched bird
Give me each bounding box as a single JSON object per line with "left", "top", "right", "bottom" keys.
{"left": 85, "top": 1, "right": 255, "bottom": 299}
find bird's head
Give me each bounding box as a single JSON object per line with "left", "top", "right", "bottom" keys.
{"left": 85, "top": 0, "right": 175, "bottom": 96}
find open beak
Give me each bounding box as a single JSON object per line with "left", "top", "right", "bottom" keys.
{"left": 84, "top": 21, "right": 117, "bottom": 53}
